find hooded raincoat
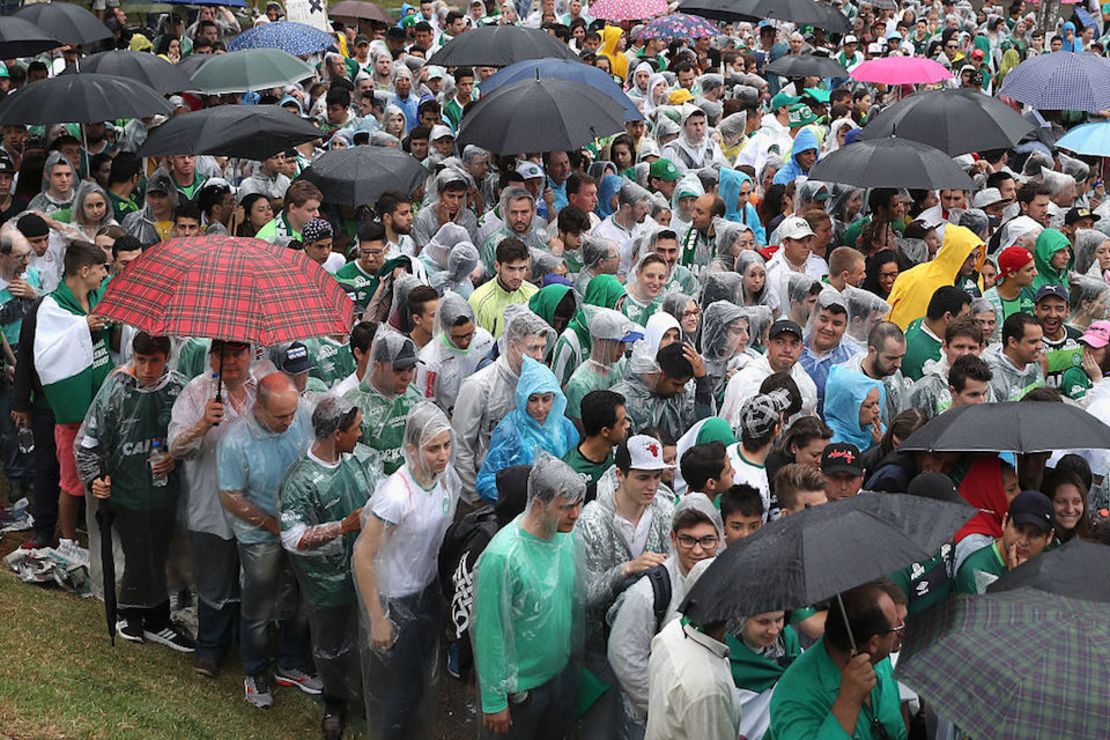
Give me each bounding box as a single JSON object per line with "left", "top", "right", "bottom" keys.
{"left": 719, "top": 168, "right": 767, "bottom": 245}
{"left": 772, "top": 127, "right": 819, "bottom": 186}
{"left": 1032, "top": 228, "right": 1074, "bottom": 291}
{"left": 823, "top": 364, "right": 884, "bottom": 450}
{"left": 887, "top": 225, "right": 984, "bottom": 329}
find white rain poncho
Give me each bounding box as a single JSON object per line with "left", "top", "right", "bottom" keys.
{"left": 700, "top": 300, "right": 751, "bottom": 397}
{"left": 1069, "top": 274, "right": 1110, "bottom": 327}
{"left": 574, "top": 234, "right": 619, "bottom": 296}
{"left": 668, "top": 172, "right": 704, "bottom": 233}
{"left": 740, "top": 305, "right": 774, "bottom": 352}
{"left": 472, "top": 453, "right": 584, "bottom": 723}
{"left": 783, "top": 272, "right": 823, "bottom": 326}
{"left": 700, "top": 270, "right": 744, "bottom": 307}
{"left": 412, "top": 167, "right": 479, "bottom": 248}
{"left": 736, "top": 250, "right": 774, "bottom": 308}
{"left": 717, "top": 111, "right": 748, "bottom": 151}
{"left": 711, "top": 221, "right": 751, "bottom": 272}
{"left": 661, "top": 291, "right": 699, "bottom": 344}
{"left": 804, "top": 287, "right": 849, "bottom": 343}
{"left": 1073, "top": 228, "right": 1110, "bottom": 278}
{"left": 420, "top": 222, "right": 475, "bottom": 292}
{"left": 414, "top": 292, "right": 496, "bottom": 415}
{"left": 353, "top": 401, "right": 460, "bottom": 738}
{"left": 841, "top": 284, "right": 892, "bottom": 353}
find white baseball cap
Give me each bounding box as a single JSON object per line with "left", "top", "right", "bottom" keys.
{"left": 430, "top": 124, "right": 455, "bottom": 141}
{"left": 516, "top": 161, "right": 544, "bottom": 180}
{"left": 624, "top": 435, "right": 675, "bottom": 471}
{"left": 778, "top": 216, "right": 816, "bottom": 241}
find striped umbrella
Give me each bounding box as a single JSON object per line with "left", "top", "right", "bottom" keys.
{"left": 589, "top": 0, "right": 669, "bottom": 21}
{"left": 998, "top": 51, "right": 1110, "bottom": 113}
{"left": 639, "top": 13, "right": 719, "bottom": 40}
{"left": 228, "top": 21, "right": 335, "bottom": 56}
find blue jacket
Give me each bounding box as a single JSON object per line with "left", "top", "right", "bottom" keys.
{"left": 824, "top": 365, "right": 885, "bottom": 451}
{"left": 773, "top": 127, "right": 819, "bottom": 186}
{"left": 718, "top": 168, "right": 767, "bottom": 246}
{"left": 476, "top": 357, "right": 579, "bottom": 501}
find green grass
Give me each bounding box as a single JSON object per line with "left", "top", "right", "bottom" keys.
{"left": 0, "top": 569, "right": 335, "bottom": 739}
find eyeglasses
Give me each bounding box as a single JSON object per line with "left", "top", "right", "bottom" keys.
{"left": 683, "top": 308, "right": 701, "bottom": 318}
{"left": 358, "top": 247, "right": 385, "bottom": 257}
{"left": 945, "top": 43, "right": 958, "bottom": 49}
{"left": 449, "top": 330, "right": 475, "bottom": 344}
{"left": 874, "top": 621, "right": 906, "bottom": 635}
{"left": 676, "top": 534, "right": 719, "bottom": 550}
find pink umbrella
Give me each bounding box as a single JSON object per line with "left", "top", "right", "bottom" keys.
{"left": 589, "top": 0, "right": 668, "bottom": 21}
{"left": 851, "top": 57, "right": 953, "bottom": 85}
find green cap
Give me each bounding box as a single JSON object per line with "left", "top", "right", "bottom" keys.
{"left": 769, "top": 92, "right": 800, "bottom": 111}
{"left": 787, "top": 103, "right": 817, "bottom": 128}
{"left": 0, "top": 63, "right": 8, "bottom": 79}
{"left": 648, "top": 158, "right": 680, "bottom": 182}
{"left": 803, "top": 87, "right": 830, "bottom": 104}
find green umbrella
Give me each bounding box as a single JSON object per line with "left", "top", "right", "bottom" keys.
{"left": 895, "top": 588, "right": 1110, "bottom": 739}
{"left": 187, "top": 48, "right": 314, "bottom": 94}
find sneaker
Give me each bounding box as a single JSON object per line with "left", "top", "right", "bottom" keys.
{"left": 116, "top": 619, "right": 144, "bottom": 643}
{"left": 446, "top": 641, "right": 461, "bottom": 680}
{"left": 244, "top": 674, "right": 274, "bottom": 709}
{"left": 321, "top": 711, "right": 344, "bottom": 739}
{"left": 194, "top": 655, "right": 219, "bottom": 679}
{"left": 143, "top": 624, "right": 196, "bottom": 653}
{"left": 274, "top": 666, "right": 323, "bottom": 695}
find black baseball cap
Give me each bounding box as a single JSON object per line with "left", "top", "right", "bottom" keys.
{"left": 1065, "top": 207, "right": 1100, "bottom": 226}
{"left": 821, "top": 443, "right": 863, "bottom": 476}
{"left": 0, "top": 156, "right": 14, "bottom": 176}
{"left": 279, "top": 341, "right": 314, "bottom": 374}
{"left": 1007, "top": 490, "right": 1055, "bottom": 535}
{"left": 1034, "top": 284, "right": 1068, "bottom": 304}
{"left": 906, "top": 472, "right": 960, "bottom": 503}
{"left": 768, "top": 318, "right": 803, "bottom": 340}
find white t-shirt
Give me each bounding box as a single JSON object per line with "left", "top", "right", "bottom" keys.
{"left": 615, "top": 506, "right": 655, "bottom": 557}
{"left": 370, "top": 466, "right": 459, "bottom": 598}
{"left": 726, "top": 443, "right": 771, "bottom": 519}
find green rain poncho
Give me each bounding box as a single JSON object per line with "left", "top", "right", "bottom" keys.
{"left": 1033, "top": 228, "right": 1074, "bottom": 291}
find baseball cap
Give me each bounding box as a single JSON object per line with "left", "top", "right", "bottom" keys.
{"left": 1065, "top": 206, "right": 1101, "bottom": 226}
{"left": 787, "top": 103, "right": 817, "bottom": 128}
{"left": 354, "top": 34, "right": 371, "bottom": 46}
{"left": 971, "top": 187, "right": 1010, "bottom": 210}
{"left": 588, "top": 308, "right": 644, "bottom": 343}
{"left": 301, "top": 217, "right": 333, "bottom": 243}
{"left": 430, "top": 124, "right": 455, "bottom": 141}
{"left": 1007, "top": 490, "right": 1055, "bottom": 535}
{"left": 1080, "top": 320, "right": 1110, "bottom": 348}
{"left": 1034, "top": 284, "right": 1068, "bottom": 304}
{"left": 843, "top": 34, "right": 858, "bottom": 45}
{"left": 0, "top": 156, "right": 14, "bottom": 177}
{"left": 821, "top": 443, "right": 863, "bottom": 476}
{"left": 739, "top": 393, "right": 787, "bottom": 439}
{"left": 802, "top": 87, "right": 831, "bottom": 104}
{"left": 996, "top": 246, "right": 1034, "bottom": 279}
{"left": 668, "top": 89, "right": 694, "bottom": 105}
{"left": 278, "top": 341, "right": 314, "bottom": 374}
{"left": 778, "top": 216, "right": 816, "bottom": 241}
{"left": 906, "top": 471, "right": 961, "bottom": 503}
{"left": 625, "top": 434, "right": 675, "bottom": 471}
{"left": 0, "top": 62, "right": 8, "bottom": 80}
{"left": 425, "top": 65, "right": 446, "bottom": 81}
{"left": 769, "top": 92, "right": 800, "bottom": 111}
{"left": 768, "top": 318, "right": 803, "bottom": 340}
{"left": 373, "top": 332, "right": 421, "bottom": 370}
{"left": 648, "top": 158, "right": 680, "bottom": 183}
{"left": 970, "top": 48, "right": 985, "bottom": 60}
{"left": 516, "top": 161, "right": 544, "bottom": 180}
{"left": 16, "top": 213, "right": 49, "bottom": 239}
{"left": 386, "top": 26, "right": 407, "bottom": 40}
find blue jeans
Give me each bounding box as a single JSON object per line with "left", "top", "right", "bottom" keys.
{"left": 238, "top": 540, "right": 308, "bottom": 677}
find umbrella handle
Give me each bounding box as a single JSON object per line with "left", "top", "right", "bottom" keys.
{"left": 835, "top": 591, "right": 857, "bottom": 655}
{"left": 213, "top": 349, "right": 223, "bottom": 425}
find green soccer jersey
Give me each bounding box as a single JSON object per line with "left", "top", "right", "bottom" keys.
{"left": 334, "top": 261, "right": 376, "bottom": 312}
{"left": 301, "top": 335, "right": 356, "bottom": 388}
{"left": 344, "top": 378, "right": 424, "bottom": 475}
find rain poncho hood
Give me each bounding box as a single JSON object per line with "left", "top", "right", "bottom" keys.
{"left": 718, "top": 168, "right": 765, "bottom": 244}
{"left": 669, "top": 172, "right": 705, "bottom": 231}
{"left": 736, "top": 251, "right": 772, "bottom": 306}
{"left": 955, "top": 457, "right": 1010, "bottom": 543}
{"left": 599, "top": 25, "right": 628, "bottom": 81}
{"left": 597, "top": 174, "right": 623, "bottom": 219}
{"left": 823, "top": 364, "right": 884, "bottom": 450}
{"left": 569, "top": 273, "right": 627, "bottom": 348}
{"left": 772, "top": 127, "right": 819, "bottom": 186}
{"left": 1032, "top": 228, "right": 1073, "bottom": 291}
{"left": 1073, "top": 229, "right": 1107, "bottom": 277}
{"left": 888, "top": 224, "right": 984, "bottom": 329}
{"left": 528, "top": 283, "right": 577, "bottom": 332}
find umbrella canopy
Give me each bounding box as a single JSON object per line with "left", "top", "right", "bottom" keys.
{"left": 861, "top": 88, "right": 1034, "bottom": 156}
{"left": 480, "top": 59, "right": 643, "bottom": 122}
{"left": 679, "top": 0, "right": 850, "bottom": 32}
{"left": 851, "top": 56, "right": 952, "bottom": 85}
{"left": 15, "top": 2, "right": 111, "bottom": 46}
{"left": 0, "top": 73, "right": 172, "bottom": 126}
{"left": 458, "top": 77, "right": 626, "bottom": 155}
{"left": 590, "top": 0, "right": 669, "bottom": 21}
{"left": 998, "top": 51, "right": 1110, "bottom": 113}
{"left": 1056, "top": 121, "right": 1110, "bottom": 157}
{"left": 71, "top": 50, "right": 194, "bottom": 95}
{"left": 298, "top": 146, "right": 427, "bottom": 206}
{"left": 95, "top": 236, "right": 353, "bottom": 346}
{"left": 898, "top": 401, "right": 1110, "bottom": 454}
{"left": 680, "top": 493, "right": 973, "bottom": 624}
{"left": 330, "top": 0, "right": 392, "bottom": 22}
{"left": 987, "top": 538, "right": 1110, "bottom": 603}
{"left": 0, "top": 16, "right": 61, "bottom": 58}
{"left": 638, "top": 13, "right": 720, "bottom": 40}
{"left": 428, "top": 25, "right": 577, "bottom": 68}
{"left": 162, "top": 0, "right": 247, "bottom": 6}
{"left": 896, "top": 588, "right": 1110, "bottom": 739}
{"left": 188, "top": 49, "right": 315, "bottom": 94}
{"left": 137, "top": 105, "right": 322, "bottom": 160}
{"left": 176, "top": 53, "right": 216, "bottom": 78}
{"left": 766, "top": 53, "right": 848, "bottom": 79}
{"left": 806, "top": 137, "right": 975, "bottom": 190}
{"left": 228, "top": 21, "right": 336, "bottom": 56}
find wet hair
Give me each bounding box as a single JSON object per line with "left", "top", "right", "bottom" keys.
{"left": 132, "top": 331, "right": 171, "bottom": 357}
{"left": 719, "top": 484, "right": 765, "bottom": 521}
{"left": 580, "top": 389, "right": 625, "bottom": 437}
{"left": 680, "top": 441, "right": 728, "bottom": 493}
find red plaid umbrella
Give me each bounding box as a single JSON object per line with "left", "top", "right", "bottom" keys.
{"left": 96, "top": 235, "right": 354, "bottom": 346}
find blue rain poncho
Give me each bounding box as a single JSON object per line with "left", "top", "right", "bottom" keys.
{"left": 475, "top": 356, "right": 578, "bottom": 501}
{"left": 823, "top": 364, "right": 885, "bottom": 450}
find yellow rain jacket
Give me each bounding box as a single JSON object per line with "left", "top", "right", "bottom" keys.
{"left": 887, "top": 225, "right": 984, "bottom": 329}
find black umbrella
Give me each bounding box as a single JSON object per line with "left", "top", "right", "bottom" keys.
{"left": 71, "top": 50, "right": 194, "bottom": 95}
{"left": 766, "top": 53, "right": 849, "bottom": 79}
{"left": 861, "top": 88, "right": 1035, "bottom": 156}
{"left": 95, "top": 496, "right": 117, "bottom": 645}
{"left": 428, "top": 25, "right": 578, "bottom": 68}
{"left": 14, "top": 2, "right": 112, "bottom": 47}
{"left": 137, "top": 105, "right": 322, "bottom": 160}
{"left": 898, "top": 401, "right": 1110, "bottom": 454}
{"left": 458, "top": 77, "right": 625, "bottom": 155}
{"left": 176, "top": 53, "right": 216, "bottom": 80}
{"left": 987, "top": 538, "right": 1110, "bottom": 602}
{"left": 679, "top": 0, "right": 849, "bottom": 32}
{"left": 298, "top": 146, "right": 427, "bottom": 206}
{"left": 680, "top": 492, "right": 973, "bottom": 625}
{"left": 0, "top": 16, "right": 61, "bottom": 58}
{"left": 0, "top": 73, "right": 172, "bottom": 126}
{"left": 806, "top": 136, "right": 975, "bottom": 189}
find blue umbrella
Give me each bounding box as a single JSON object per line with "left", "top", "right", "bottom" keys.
{"left": 998, "top": 51, "right": 1110, "bottom": 113}
{"left": 228, "top": 21, "right": 335, "bottom": 56}
{"left": 1056, "top": 122, "right": 1110, "bottom": 157}
{"left": 480, "top": 59, "right": 643, "bottom": 122}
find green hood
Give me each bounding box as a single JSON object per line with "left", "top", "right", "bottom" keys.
{"left": 1033, "top": 228, "right": 1074, "bottom": 291}
{"left": 528, "top": 284, "right": 575, "bottom": 330}
{"left": 568, "top": 274, "right": 627, "bottom": 347}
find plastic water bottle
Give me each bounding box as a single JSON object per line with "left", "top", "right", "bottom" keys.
{"left": 17, "top": 427, "right": 34, "bottom": 454}
{"left": 149, "top": 440, "right": 168, "bottom": 488}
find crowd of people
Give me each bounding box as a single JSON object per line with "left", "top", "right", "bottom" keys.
{"left": 2, "top": 0, "right": 1110, "bottom": 738}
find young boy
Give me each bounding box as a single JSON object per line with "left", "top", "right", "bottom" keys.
{"left": 678, "top": 441, "right": 735, "bottom": 501}
{"left": 719, "top": 483, "right": 765, "bottom": 545}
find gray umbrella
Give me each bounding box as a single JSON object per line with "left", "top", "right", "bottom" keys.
{"left": 299, "top": 146, "right": 427, "bottom": 206}
{"left": 898, "top": 401, "right": 1110, "bottom": 453}
{"left": 0, "top": 73, "right": 172, "bottom": 125}
{"left": 187, "top": 49, "right": 315, "bottom": 94}
{"left": 14, "top": 2, "right": 111, "bottom": 46}
{"left": 987, "top": 538, "right": 1110, "bottom": 603}
{"left": 680, "top": 0, "right": 849, "bottom": 32}
{"left": 861, "top": 88, "right": 1035, "bottom": 156}
{"left": 806, "top": 137, "right": 975, "bottom": 190}
{"left": 428, "top": 25, "right": 578, "bottom": 68}
{"left": 71, "top": 50, "right": 194, "bottom": 95}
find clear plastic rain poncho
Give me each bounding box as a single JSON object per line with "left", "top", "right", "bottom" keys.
{"left": 1073, "top": 228, "right": 1109, "bottom": 278}
{"left": 415, "top": 292, "right": 496, "bottom": 416}
{"left": 74, "top": 362, "right": 188, "bottom": 608}
{"left": 420, "top": 221, "right": 471, "bottom": 272}
{"left": 735, "top": 250, "right": 773, "bottom": 307}
{"left": 498, "top": 303, "right": 556, "bottom": 360}
{"left": 711, "top": 221, "right": 749, "bottom": 272}
{"left": 661, "top": 291, "right": 698, "bottom": 343}
{"left": 700, "top": 269, "right": 744, "bottom": 307}
{"left": 471, "top": 452, "right": 584, "bottom": 726}
{"left": 841, "top": 284, "right": 892, "bottom": 352}
{"left": 739, "top": 304, "right": 774, "bottom": 353}
{"left": 564, "top": 306, "right": 640, "bottom": 419}
{"left": 717, "top": 111, "right": 748, "bottom": 150}
{"left": 700, "top": 300, "right": 751, "bottom": 397}
{"left": 669, "top": 172, "right": 705, "bottom": 232}
{"left": 783, "top": 272, "right": 823, "bottom": 326}
{"left": 354, "top": 400, "right": 460, "bottom": 739}
{"left": 279, "top": 397, "right": 380, "bottom": 716}
{"left": 1069, "top": 274, "right": 1110, "bottom": 326}
{"left": 805, "top": 287, "right": 849, "bottom": 343}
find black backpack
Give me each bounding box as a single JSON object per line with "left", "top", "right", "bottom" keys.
{"left": 609, "top": 563, "right": 673, "bottom": 636}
